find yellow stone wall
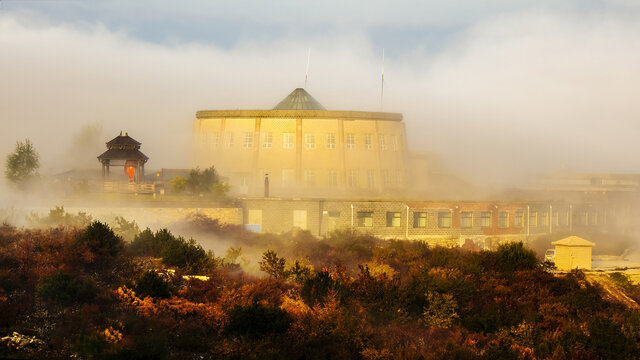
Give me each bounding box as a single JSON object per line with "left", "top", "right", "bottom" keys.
{"left": 192, "top": 110, "right": 408, "bottom": 198}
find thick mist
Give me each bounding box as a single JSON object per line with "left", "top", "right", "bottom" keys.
{"left": 2, "top": 7, "right": 640, "bottom": 187}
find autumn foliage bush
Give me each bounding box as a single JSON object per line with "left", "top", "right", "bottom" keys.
{"left": 2, "top": 220, "right": 640, "bottom": 359}
{"left": 37, "top": 271, "right": 97, "bottom": 305}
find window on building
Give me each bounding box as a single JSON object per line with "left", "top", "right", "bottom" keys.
{"left": 378, "top": 135, "right": 386, "bottom": 150}
{"left": 304, "top": 170, "right": 316, "bottom": 187}
{"left": 225, "top": 132, "right": 234, "bottom": 148}
{"left": 262, "top": 132, "right": 273, "bottom": 148}
{"left": 529, "top": 212, "right": 538, "bottom": 227}
{"left": 209, "top": 132, "right": 219, "bottom": 148}
{"left": 578, "top": 212, "right": 587, "bottom": 226}
{"left": 414, "top": 212, "right": 427, "bottom": 228}
{"left": 438, "top": 211, "right": 452, "bottom": 228}
{"left": 282, "top": 133, "right": 295, "bottom": 149}
{"left": 293, "top": 210, "right": 307, "bottom": 230}
{"left": 281, "top": 169, "right": 294, "bottom": 187}
{"left": 346, "top": 133, "right": 355, "bottom": 149}
{"left": 239, "top": 174, "right": 250, "bottom": 187}
{"left": 392, "top": 171, "right": 402, "bottom": 187}
{"left": 542, "top": 211, "right": 549, "bottom": 226}
{"left": 357, "top": 211, "right": 373, "bottom": 227}
{"left": 348, "top": 170, "right": 358, "bottom": 188}
{"left": 367, "top": 170, "right": 375, "bottom": 188}
{"left": 327, "top": 170, "right": 338, "bottom": 187}
{"left": 588, "top": 212, "right": 598, "bottom": 226}
{"left": 479, "top": 212, "right": 491, "bottom": 227}
{"left": 461, "top": 212, "right": 473, "bottom": 228}
{"left": 243, "top": 132, "right": 253, "bottom": 148}
{"left": 515, "top": 210, "right": 524, "bottom": 227}
{"left": 392, "top": 135, "right": 399, "bottom": 151}
{"left": 305, "top": 134, "right": 316, "bottom": 149}
{"left": 365, "top": 134, "right": 373, "bottom": 149}
{"left": 499, "top": 211, "right": 509, "bottom": 228}
{"left": 326, "top": 133, "right": 336, "bottom": 149}
{"left": 382, "top": 170, "right": 390, "bottom": 188}
{"left": 386, "top": 212, "right": 401, "bottom": 227}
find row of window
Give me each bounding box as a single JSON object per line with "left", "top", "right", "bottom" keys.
{"left": 204, "top": 132, "right": 402, "bottom": 151}
{"left": 356, "top": 210, "right": 593, "bottom": 228}
{"left": 238, "top": 169, "right": 403, "bottom": 188}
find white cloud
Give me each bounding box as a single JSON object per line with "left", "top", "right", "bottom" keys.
{"left": 1, "top": 7, "right": 640, "bottom": 186}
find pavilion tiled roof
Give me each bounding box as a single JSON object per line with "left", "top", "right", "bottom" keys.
{"left": 106, "top": 133, "right": 142, "bottom": 149}
{"left": 98, "top": 133, "right": 148, "bottom": 162}
{"left": 97, "top": 149, "right": 149, "bottom": 161}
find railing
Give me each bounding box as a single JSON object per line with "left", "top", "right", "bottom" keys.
{"left": 102, "top": 182, "right": 155, "bottom": 194}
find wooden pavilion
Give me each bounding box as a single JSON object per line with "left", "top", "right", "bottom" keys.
{"left": 98, "top": 132, "right": 149, "bottom": 184}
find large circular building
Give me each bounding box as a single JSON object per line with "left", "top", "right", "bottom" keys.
{"left": 192, "top": 88, "right": 408, "bottom": 197}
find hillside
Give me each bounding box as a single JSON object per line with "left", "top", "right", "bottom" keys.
{"left": 2, "top": 216, "right": 640, "bottom": 359}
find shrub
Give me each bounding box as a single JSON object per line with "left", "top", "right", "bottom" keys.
{"left": 134, "top": 271, "right": 171, "bottom": 299}
{"left": 494, "top": 242, "right": 538, "bottom": 273}
{"left": 169, "top": 176, "right": 187, "bottom": 194}
{"left": 161, "top": 237, "right": 210, "bottom": 274}
{"left": 185, "top": 166, "right": 221, "bottom": 195}
{"left": 112, "top": 216, "right": 140, "bottom": 243}
{"left": 37, "top": 271, "right": 97, "bottom": 305}
{"left": 29, "top": 206, "right": 93, "bottom": 228}
{"left": 302, "top": 269, "right": 341, "bottom": 306}
{"left": 586, "top": 316, "right": 638, "bottom": 359}
{"left": 259, "top": 250, "right": 287, "bottom": 279}
{"left": 129, "top": 228, "right": 156, "bottom": 256}
{"left": 225, "top": 303, "right": 292, "bottom": 339}
{"left": 423, "top": 291, "right": 459, "bottom": 328}
{"left": 129, "top": 228, "right": 177, "bottom": 258}
{"left": 75, "top": 221, "right": 123, "bottom": 265}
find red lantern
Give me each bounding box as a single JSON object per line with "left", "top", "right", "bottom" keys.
{"left": 125, "top": 161, "right": 136, "bottom": 182}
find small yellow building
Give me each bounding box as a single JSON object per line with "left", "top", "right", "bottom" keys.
{"left": 552, "top": 236, "right": 595, "bottom": 271}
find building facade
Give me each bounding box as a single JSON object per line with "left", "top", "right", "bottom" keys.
{"left": 192, "top": 88, "right": 409, "bottom": 198}
{"left": 239, "top": 198, "right": 611, "bottom": 248}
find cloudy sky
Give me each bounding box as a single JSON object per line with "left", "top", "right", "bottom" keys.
{"left": 1, "top": 0, "right": 640, "bottom": 184}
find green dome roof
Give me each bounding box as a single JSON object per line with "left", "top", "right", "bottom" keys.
{"left": 273, "top": 88, "right": 326, "bottom": 110}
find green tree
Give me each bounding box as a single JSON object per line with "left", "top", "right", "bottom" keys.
{"left": 259, "top": 250, "right": 287, "bottom": 279}
{"left": 112, "top": 216, "right": 140, "bottom": 242}
{"left": 169, "top": 176, "right": 187, "bottom": 194}
{"left": 423, "top": 291, "right": 459, "bottom": 328}
{"left": 161, "top": 236, "right": 212, "bottom": 274}
{"left": 75, "top": 221, "right": 124, "bottom": 266}
{"left": 133, "top": 270, "right": 172, "bottom": 299}
{"left": 225, "top": 303, "right": 292, "bottom": 339}
{"left": 37, "top": 271, "right": 97, "bottom": 305}
{"left": 5, "top": 139, "right": 39, "bottom": 186}
{"left": 185, "top": 166, "right": 221, "bottom": 194}
{"left": 495, "top": 242, "right": 538, "bottom": 273}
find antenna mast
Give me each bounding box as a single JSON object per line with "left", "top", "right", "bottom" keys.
{"left": 305, "top": 48, "right": 311, "bottom": 88}
{"left": 381, "top": 48, "right": 385, "bottom": 111}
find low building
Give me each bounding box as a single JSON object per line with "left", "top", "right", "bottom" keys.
{"left": 552, "top": 236, "right": 595, "bottom": 271}
{"left": 240, "top": 198, "right": 604, "bottom": 248}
